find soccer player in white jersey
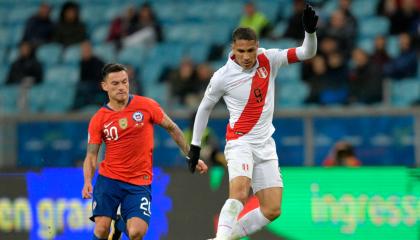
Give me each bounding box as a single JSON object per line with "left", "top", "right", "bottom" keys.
{"left": 186, "top": 4, "right": 318, "bottom": 240}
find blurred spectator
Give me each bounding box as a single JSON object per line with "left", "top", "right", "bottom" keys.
{"left": 123, "top": 3, "right": 163, "bottom": 48}
{"left": 53, "top": 1, "right": 87, "bottom": 46}
{"left": 6, "top": 41, "right": 43, "bottom": 85}
{"left": 323, "top": 141, "right": 361, "bottom": 167}
{"left": 185, "top": 62, "right": 214, "bottom": 108}
{"left": 370, "top": 35, "right": 391, "bottom": 69}
{"left": 22, "top": 3, "right": 54, "bottom": 47}
{"left": 283, "top": 0, "right": 305, "bottom": 40}
{"left": 378, "top": 0, "right": 420, "bottom": 35}
{"left": 107, "top": 6, "right": 136, "bottom": 49}
{"left": 338, "top": 0, "right": 358, "bottom": 36}
{"left": 348, "top": 48, "right": 383, "bottom": 104}
{"left": 239, "top": 1, "right": 273, "bottom": 38}
{"left": 383, "top": 32, "right": 418, "bottom": 79}
{"left": 303, "top": 55, "right": 328, "bottom": 104}
{"left": 167, "top": 57, "right": 197, "bottom": 106}
{"left": 320, "top": 10, "right": 356, "bottom": 57}
{"left": 319, "top": 51, "right": 349, "bottom": 105}
{"left": 73, "top": 41, "right": 105, "bottom": 109}
{"left": 127, "top": 65, "right": 143, "bottom": 95}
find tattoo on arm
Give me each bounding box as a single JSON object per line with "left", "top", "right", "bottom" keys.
{"left": 160, "top": 114, "right": 189, "bottom": 155}
{"left": 87, "top": 144, "right": 100, "bottom": 155}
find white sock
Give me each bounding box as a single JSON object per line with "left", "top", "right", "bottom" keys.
{"left": 230, "top": 207, "right": 270, "bottom": 239}
{"left": 216, "top": 199, "right": 243, "bottom": 239}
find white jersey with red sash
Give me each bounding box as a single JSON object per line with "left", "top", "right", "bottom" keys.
{"left": 204, "top": 47, "right": 299, "bottom": 144}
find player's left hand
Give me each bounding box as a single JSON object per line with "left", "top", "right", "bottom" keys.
{"left": 302, "top": 4, "right": 318, "bottom": 33}
{"left": 196, "top": 159, "right": 208, "bottom": 174}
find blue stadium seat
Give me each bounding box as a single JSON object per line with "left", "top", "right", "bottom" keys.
{"left": 8, "top": 23, "right": 25, "bottom": 47}
{"left": 0, "top": 66, "right": 8, "bottom": 85}
{"left": 27, "top": 84, "right": 48, "bottom": 113}
{"left": 386, "top": 35, "right": 400, "bottom": 58}
{"left": 45, "top": 65, "right": 79, "bottom": 84}
{"left": 140, "top": 61, "right": 165, "bottom": 85}
{"left": 148, "top": 42, "right": 185, "bottom": 68}
{"left": 0, "top": 28, "right": 10, "bottom": 47}
{"left": 117, "top": 45, "right": 148, "bottom": 68}
{"left": 62, "top": 44, "right": 81, "bottom": 65}
{"left": 351, "top": 0, "right": 379, "bottom": 19}
{"left": 91, "top": 24, "right": 109, "bottom": 44}
{"left": 43, "top": 83, "right": 76, "bottom": 113}
{"left": 277, "top": 82, "right": 308, "bottom": 108}
{"left": 0, "top": 85, "right": 19, "bottom": 114}
{"left": 184, "top": 42, "right": 211, "bottom": 63}
{"left": 359, "top": 17, "right": 390, "bottom": 38}
{"left": 390, "top": 78, "right": 420, "bottom": 107}
{"left": 356, "top": 37, "right": 374, "bottom": 54}
{"left": 7, "top": 7, "right": 37, "bottom": 24}
{"left": 37, "top": 43, "right": 63, "bottom": 66}
{"left": 277, "top": 63, "right": 301, "bottom": 82}
{"left": 143, "top": 83, "right": 168, "bottom": 106}
{"left": 7, "top": 47, "right": 19, "bottom": 64}
{"left": 93, "top": 43, "right": 116, "bottom": 63}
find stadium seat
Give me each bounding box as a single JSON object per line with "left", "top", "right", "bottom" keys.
{"left": 7, "top": 7, "right": 37, "bottom": 25}
{"left": 140, "top": 61, "right": 165, "bottom": 85}
{"left": 0, "top": 65, "right": 8, "bottom": 85}
{"left": 8, "top": 23, "right": 25, "bottom": 47}
{"left": 27, "top": 84, "right": 48, "bottom": 112}
{"left": 62, "top": 44, "right": 81, "bottom": 65}
{"left": 143, "top": 83, "right": 168, "bottom": 106}
{"left": 184, "top": 42, "right": 211, "bottom": 63}
{"left": 386, "top": 35, "right": 400, "bottom": 58}
{"left": 43, "top": 83, "right": 76, "bottom": 113}
{"left": 356, "top": 37, "right": 374, "bottom": 54}
{"left": 351, "top": 0, "right": 379, "bottom": 19}
{"left": 7, "top": 47, "right": 19, "bottom": 64}
{"left": 277, "top": 63, "right": 301, "bottom": 82}
{"left": 390, "top": 78, "right": 420, "bottom": 107}
{"left": 45, "top": 65, "right": 79, "bottom": 84}
{"left": 117, "top": 45, "right": 148, "bottom": 68}
{"left": 36, "top": 43, "right": 63, "bottom": 66}
{"left": 277, "top": 82, "right": 308, "bottom": 108}
{"left": 148, "top": 42, "right": 185, "bottom": 68}
{"left": 0, "top": 85, "right": 19, "bottom": 114}
{"left": 0, "top": 28, "right": 10, "bottom": 47}
{"left": 359, "top": 17, "right": 390, "bottom": 38}
{"left": 91, "top": 24, "right": 109, "bottom": 44}
{"left": 93, "top": 43, "right": 116, "bottom": 63}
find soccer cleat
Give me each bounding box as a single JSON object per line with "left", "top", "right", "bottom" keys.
{"left": 109, "top": 215, "right": 122, "bottom": 240}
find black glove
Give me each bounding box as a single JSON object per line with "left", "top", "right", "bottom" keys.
{"left": 186, "top": 144, "right": 201, "bottom": 173}
{"left": 302, "top": 4, "right": 318, "bottom": 33}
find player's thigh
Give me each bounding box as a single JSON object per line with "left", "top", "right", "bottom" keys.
{"left": 120, "top": 185, "right": 152, "bottom": 226}
{"left": 224, "top": 139, "right": 254, "bottom": 181}
{"left": 229, "top": 176, "right": 251, "bottom": 201}
{"left": 91, "top": 175, "right": 123, "bottom": 221}
{"left": 251, "top": 159, "right": 283, "bottom": 194}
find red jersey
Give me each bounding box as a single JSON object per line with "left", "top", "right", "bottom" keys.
{"left": 88, "top": 95, "right": 164, "bottom": 185}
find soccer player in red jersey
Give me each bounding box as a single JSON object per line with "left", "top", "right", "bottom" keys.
{"left": 81, "top": 63, "right": 208, "bottom": 240}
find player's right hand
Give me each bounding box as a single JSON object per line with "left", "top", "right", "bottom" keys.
{"left": 82, "top": 182, "right": 93, "bottom": 199}
{"left": 186, "top": 144, "right": 201, "bottom": 173}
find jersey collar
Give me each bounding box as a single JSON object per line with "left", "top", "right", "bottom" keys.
{"left": 103, "top": 94, "right": 133, "bottom": 111}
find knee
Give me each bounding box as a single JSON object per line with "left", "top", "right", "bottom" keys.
{"left": 261, "top": 206, "right": 281, "bottom": 221}
{"left": 127, "top": 226, "right": 146, "bottom": 240}
{"left": 94, "top": 224, "right": 110, "bottom": 237}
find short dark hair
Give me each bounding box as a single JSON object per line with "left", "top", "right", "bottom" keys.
{"left": 101, "top": 63, "right": 127, "bottom": 81}
{"left": 232, "top": 27, "right": 257, "bottom": 42}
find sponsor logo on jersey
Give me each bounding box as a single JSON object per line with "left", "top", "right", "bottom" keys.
{"left": 257, "top": 67, "right": 268, "bottom": 79}
{"left": 133, "top": 111, "right": 144, "bottom": 122}
{"left": 119, "top": 118, "right": 128, "bottom": 129}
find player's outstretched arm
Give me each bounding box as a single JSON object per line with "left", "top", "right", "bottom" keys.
{"left": 293, "top": 4, "right": 318, "bottom": 61}
{"left": 82, "top": 143, "right": 100, "bottom": 199}
{"left": 159, "top": 113, "right": 208, "bottom": 174}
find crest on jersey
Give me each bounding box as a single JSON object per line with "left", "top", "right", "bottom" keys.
{"left": 119, "top": 118, "right": 128, "bottom": 129}
{"left": 132, "top": 111, "right": 144, "bottom": 123}
{"left": 257, "top": 67, "right": 268, "bottom": 79}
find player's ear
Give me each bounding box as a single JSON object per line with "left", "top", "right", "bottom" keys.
{"left": 100, "top": 81, "right": 107, "bottom": 91}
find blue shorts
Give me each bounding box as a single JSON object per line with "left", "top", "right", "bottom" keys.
{"left": 90, "top": 175, "right": 152, "bottom": 225}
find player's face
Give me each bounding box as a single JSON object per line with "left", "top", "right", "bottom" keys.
{"left": 232, "top": 39, "right": 258, "bottom": 70}
{"left": 102, "top": 71, "right": 129, "bottom": 103}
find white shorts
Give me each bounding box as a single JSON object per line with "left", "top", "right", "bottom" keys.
{"left": 224, "top": 137, "right": 283, "bottom": 193}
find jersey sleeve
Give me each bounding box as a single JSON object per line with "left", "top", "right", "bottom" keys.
{"left": 204, "top": 71, "right": 225, "bottom": 103}
{"left": 88, "top": 114, "right": 103, "bottom": 145}
{"left": 148, "top": 98, "right": 164, "bottom": 124}
{"left": 264, "top": 48, "right": 291, "bottom": 69}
